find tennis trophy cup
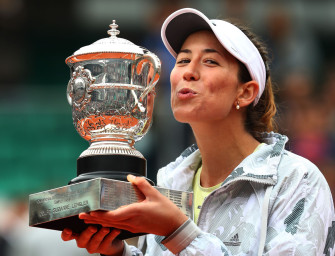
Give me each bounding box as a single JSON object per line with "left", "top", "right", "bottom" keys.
{"left": 29, "top": 21, "right": 193, "bottom": 239}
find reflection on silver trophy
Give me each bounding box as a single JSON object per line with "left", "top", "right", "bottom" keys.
{"left": 29, "top": 21, "right": 193, "bottom": 239}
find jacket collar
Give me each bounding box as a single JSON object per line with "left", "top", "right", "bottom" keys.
{"left": 157, "top": 132, "right": 288, "bottom": 191}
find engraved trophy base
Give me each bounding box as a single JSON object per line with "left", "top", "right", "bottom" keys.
{"left": 61, "top": 154, "right": 154, "bottom": 239}
{"left": 29, "top": 178, "right": 193, "bottom": 240}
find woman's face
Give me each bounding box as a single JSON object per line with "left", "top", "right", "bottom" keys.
{"left": 170, "top": 30, "right": 241, "bottom": 124}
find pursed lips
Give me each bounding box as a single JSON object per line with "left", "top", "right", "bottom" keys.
{"left": 177, "top": 88, "right": 197, "bottom": 99}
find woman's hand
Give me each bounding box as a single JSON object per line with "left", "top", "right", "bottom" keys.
{"left": 61, "top": 226, "right": 124, "bottom": 256}
{"left": 79, "top": 174, "right": 189, "bottom": 237}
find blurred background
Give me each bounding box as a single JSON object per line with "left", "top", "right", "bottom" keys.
{"left": 0, "top": 0, "right": 334, "bottom": 255}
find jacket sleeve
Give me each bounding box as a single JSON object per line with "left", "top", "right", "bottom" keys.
{"left": 162, "top": 219, "right": 232, "bottom": 256}
{"left": 263, "top": 156, "right": 335, "bottom": 256}
{"left": 123, "top": 220, "right": 232, "bottom": 256}
{"left": 122, "top": 242, "right": 143, "bottom": 256}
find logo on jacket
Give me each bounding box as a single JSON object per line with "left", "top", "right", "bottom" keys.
{"left": 224, "top": 233, "right": 241, "bottom": 246}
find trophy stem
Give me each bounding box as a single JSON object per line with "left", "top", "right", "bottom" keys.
{"left": 69, "top": 139, "right": 152, "bottom": 185}
{"left": 79, "top": 139, "right": 144, "bottom": 159}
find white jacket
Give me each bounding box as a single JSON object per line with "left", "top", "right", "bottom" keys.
{"left": 124, "top": 133, "right": 335, "bottom": 256}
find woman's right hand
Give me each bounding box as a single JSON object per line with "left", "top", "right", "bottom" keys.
{"left": 61, "top": 226, "right": 124, "bottom": 256}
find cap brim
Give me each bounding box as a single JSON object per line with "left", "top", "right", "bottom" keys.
{"left": 161, "top": 8, "right": 213, "bottom": 58}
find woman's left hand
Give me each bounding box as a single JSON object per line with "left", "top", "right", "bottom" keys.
{"left": 79, "top": 175, "right": 188, "bottom": 237}
{"left": 61, "top": 226, "right": 124, "bottom": 255}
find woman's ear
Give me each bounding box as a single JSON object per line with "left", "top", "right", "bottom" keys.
{"left": 237, "top": 81, "right": 259, "bottom": 108}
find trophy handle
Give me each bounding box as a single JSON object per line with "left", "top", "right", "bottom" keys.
{"left": 67, "top": 66, "right": 95, "bottom": 110}
{"left": 137, "top": 53, "right": 161, "bottom": 102}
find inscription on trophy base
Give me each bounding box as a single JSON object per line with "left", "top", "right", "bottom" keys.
{"left": 29, "top": 178, "right": 193, "bottom": 240}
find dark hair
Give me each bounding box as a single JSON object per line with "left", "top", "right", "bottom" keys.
{"left": 229, "top": 20, "right": 277, "bottom": 142}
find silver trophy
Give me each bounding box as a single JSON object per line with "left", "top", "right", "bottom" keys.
{"left": 29, "top": 21, "right": 193, "bottom": 239}
{"left": 66, "top": 20, "right": 160, "bottom": 184}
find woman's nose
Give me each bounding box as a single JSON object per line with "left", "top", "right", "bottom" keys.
{"left": 183, "top": 64, "right": 200, "bottom": 81}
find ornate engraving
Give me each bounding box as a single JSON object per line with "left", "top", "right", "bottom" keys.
{"left": 67, "top": 66, "right": 95, "bottom": 111}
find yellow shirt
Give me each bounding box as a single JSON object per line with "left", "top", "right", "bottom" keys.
{"left": 192, "top": 143, "right": 265, "bottom": 224}
{"left": 192, "top": 166, "right": 221, "bottom": 224}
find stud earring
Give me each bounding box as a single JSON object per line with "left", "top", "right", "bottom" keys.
{"left": 236, "top": 101, "right": 240, "bottom": 110}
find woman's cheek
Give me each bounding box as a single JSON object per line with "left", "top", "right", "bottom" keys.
{"left": 170, "top": 69, "right": 178, "bottom": 104}
{"left": 170, "top": 67, "right": 179, "bottom": 88}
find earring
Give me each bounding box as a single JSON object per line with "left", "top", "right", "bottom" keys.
{"left": 236, "top": 101, "right": 240, "bottom": 110}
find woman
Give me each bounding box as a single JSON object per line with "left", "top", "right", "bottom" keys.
{"left": 61, "top": 8, "right": 335, "bottom": 256}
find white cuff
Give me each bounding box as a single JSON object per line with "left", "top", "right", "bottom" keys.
{"left": 162, "top": 219, "right": 201, "bottom": 254}
{"left": 122, "top": 241, "right": 133, "bottom": 256}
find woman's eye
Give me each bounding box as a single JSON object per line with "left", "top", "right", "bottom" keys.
{"left": 176, "top": 58, "right": 190, "bottom": 64}
{"left": 204, "top": 59, "right": 218, "bottom": 65}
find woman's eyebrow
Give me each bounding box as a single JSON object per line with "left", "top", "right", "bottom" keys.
{"left": 178, "top": 49, "right": 191, "bottom": 54}
{"left": 203, "top": 48, "right": 219, "bottom": 54}
{"left": 179, "top": 48, "right": 220, "bottom": 54}
{"left": 177, "top": 48, "right": 222, "bottom": 59}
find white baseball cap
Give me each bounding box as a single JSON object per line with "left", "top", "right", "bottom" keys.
{"left": 161, "top": 8, "right": 266, "bottom": 106}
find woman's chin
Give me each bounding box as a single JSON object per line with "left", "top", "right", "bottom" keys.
{"left": 173, "top": 111, "right": 199, "bottom": 124}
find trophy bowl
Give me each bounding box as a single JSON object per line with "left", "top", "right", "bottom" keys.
{"left": 65, "top": 21, "right": 161, "bottom": 184}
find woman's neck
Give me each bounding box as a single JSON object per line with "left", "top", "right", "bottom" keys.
{"left": 191, "top": 121, "right": 260, "bottom": 188}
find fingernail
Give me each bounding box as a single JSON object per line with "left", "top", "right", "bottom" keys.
{"left": 113, "top": 229, "right": 121, "bottom": 235}
{"left": 88, "top": 226, "right": 97, "bottom": 233}
{"left": 90, "top": 211, "right": 98, "bottom": 217}
{"left": 102, "top": 228, "right": 110, "bottom": 233}
{"left": 63, "top": 228, "right": 72, "bottom": 235}
{"left": 127, "top": 174, "right": 136, "bottom": 182}
{"left": 78, "top": 213, "right": 86, "bottom": 219}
